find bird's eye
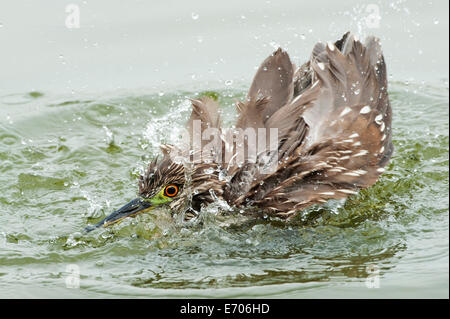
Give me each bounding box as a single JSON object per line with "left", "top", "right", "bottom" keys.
{"left": 164, "top": 184, "right": 179, "bottom": 198}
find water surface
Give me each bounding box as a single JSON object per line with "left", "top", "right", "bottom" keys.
{"left": 0, "top": 0, "right": 448, "bottom": 298}
{"left": 0, "top": 80, "right": 448, "bottom": 298}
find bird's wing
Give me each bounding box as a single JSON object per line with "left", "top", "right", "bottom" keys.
{"left": 187, "top": 96, "right": 221, "bottom": 141}
{"left": 301, "top": 34, "right": 391, "bottom": 150}
{"left": 293, "top": 32, "right": 351, "bottom": 97}
{"left": 184, "top": 96, "right": 223, "bottom": 163}
{"left": 235, "top": 97, "right": 269, "bottom": 130}
{"left": 246, "top": 48, "right": 294, "bottom": 123}
{"left": 230, "top": 33, "right": 393, "bottom": 218}
{"left": 225, "top": 49, "right": 295, "bottom": 199}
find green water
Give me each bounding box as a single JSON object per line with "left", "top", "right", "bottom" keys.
{"left": 0, "top": 80, "right": 448, "bottom": 298}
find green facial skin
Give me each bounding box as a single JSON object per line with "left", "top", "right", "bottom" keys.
{"left": 143, "top": 188, "right": 175, "bottom": 206}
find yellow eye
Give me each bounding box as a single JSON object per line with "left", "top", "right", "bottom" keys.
{"left": 164, "top": 184, "right": 179, "bottom": 198}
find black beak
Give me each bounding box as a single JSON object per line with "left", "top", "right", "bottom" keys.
{"left": 84, "top": 198, "right": 153, "bottom": 233}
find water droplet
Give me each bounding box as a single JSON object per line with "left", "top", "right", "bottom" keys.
{"left": 269, "top": 41, "right": 279, "bottom": 49}
{"left": 196, "top": 35, "right": 203, "bottom": 43}
{"left": 103, "top": 125, "right": 114, "bottom": 144}
{"left": 434, "top": 19, "right": 439, "bottom": 25}
{"left": 225, "top": 79, "right": 233, "bottom": 86}
{"left": 191, "top": 12, "right": 199, "bottom": 20}
{"left": 218, "top": 169, "right": 228, "bottom": 181}
{"left": 58, "top": 54, "right": 66, "bottom": 65}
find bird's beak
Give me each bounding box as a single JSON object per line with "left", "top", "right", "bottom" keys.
{"left": 84, "top": 198, "right": 153, "bottom": 232}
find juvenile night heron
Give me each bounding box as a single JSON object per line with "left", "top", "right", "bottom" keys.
{"left": 85, "top": 32, "right": 393, "bottom": 232}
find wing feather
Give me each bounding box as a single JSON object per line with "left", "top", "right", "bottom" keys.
{"left": 228, "top": 33, "right": 393, "bottom": 218}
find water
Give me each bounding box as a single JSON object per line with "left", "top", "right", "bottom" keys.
{"left": 0, "top": 0, "right": 448, "bottom": 298}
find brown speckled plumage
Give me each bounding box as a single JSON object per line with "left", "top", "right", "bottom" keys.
{"left": 138, "top": 32, "right": 393, "bottom": 221}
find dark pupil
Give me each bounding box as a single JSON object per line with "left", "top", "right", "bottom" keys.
{"left": 166, "top": 186, "right": 176, "bottom": 196}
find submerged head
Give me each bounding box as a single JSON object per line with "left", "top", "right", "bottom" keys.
{"left": 85, "top": 156, "right": 187, "bottom": 232}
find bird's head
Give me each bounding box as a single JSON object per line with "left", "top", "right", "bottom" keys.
{"left": 85, "top": 153, "right": 187, "bottom": 232}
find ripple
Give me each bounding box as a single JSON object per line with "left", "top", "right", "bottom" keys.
{"left": 0, "top": 82, "right": 448, "bottom": 297}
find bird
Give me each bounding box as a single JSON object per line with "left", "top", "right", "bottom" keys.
{"left": 85, "top": 32, "right": 393, "bottom": 232}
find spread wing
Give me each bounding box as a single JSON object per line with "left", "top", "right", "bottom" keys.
{"left": 247, "top": 48, "right": 294, "bottom": 122}
{"left": 226, "top": 33, "right": 393, "bottom": 218}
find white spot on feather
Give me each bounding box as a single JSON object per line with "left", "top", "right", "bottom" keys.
{"left": 340, "top": 107, "right": 352, "bottom": 117}
{"left": 317, "top": 62, "right": 325, "bottom": 70}
{"left": 380, "top": 122, "right": 385, "bottom": 132}
{"left": 343, "top": 172, "right": 359, "bottom": 177}
{"left": 344, "top": 169, "right": 367, "bottom": 176}
{"left": 327, "top": 41, "right": 335, "bottom": 51}
{"left": 377, "top": 168, "right": 385, "bottom": 173}
{"left": 315, "top": 161, "right": 327, "bottom": 167}
{"left": 354, "top": 150, "right": 369, "bottom": 157}
{"left": 320, "top": 192, "right": 335, "bottom": 196}
{"left": 337, "top": 189, "right": 358, "bottom": 194}
{"left": 349, "top": 133, "right": 359, "bottom": 138}
{"left": 311, "top": 80, "right": 319, "bottom": 89}
{"left": 292, "top": 94, "right": 303, "bottom": 104}
{"left": 375, "top": 114, "right": 383, "bottom": 124}
{"left": 360, "top": 105, "right": 371, "bottom": 114}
